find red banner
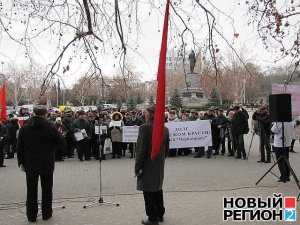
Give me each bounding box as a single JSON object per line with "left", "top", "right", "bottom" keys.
{"left": 0, "top": 83, "right": 7, "bottom": 122}
{"left": 151, "top": 0, "right": 171, "bottom": 160}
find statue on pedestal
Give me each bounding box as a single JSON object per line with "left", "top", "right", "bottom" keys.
{"left": 180, "top": 49, "right": 209, "bottom": 108}
{"left": 188, "top": 50, "right": 196, "bottom": 73}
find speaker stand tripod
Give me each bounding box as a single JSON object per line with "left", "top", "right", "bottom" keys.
{"left": 256, "top": 156, "right": 300, "bottom": 201}
{"left": 246, "top": 132, "right": 255, "bottom": 160}
{"left": 255, "top": 122, "right": 300, "bottom": 201}
{"left": 83, "top": 125, "right": 119, "bottom": 208}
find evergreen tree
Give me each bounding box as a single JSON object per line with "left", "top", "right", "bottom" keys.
{"left": 136, "top": 93, "right": 143, "bottom": 104}
{"left": 210, "top": 87, "right": 220, "bottom": 106}
{"left": 127, "top": 97, "right": 136, "bottom": 110}
{"left": 117, "top": 101, "right": 122, "bottom": 110}
{"left": 149, "top": 96, "right": 155, "bottom": 105}
{"left": 170, "top": 89, "right": 182, "bottom": 110}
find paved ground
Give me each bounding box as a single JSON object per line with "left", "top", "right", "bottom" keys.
{"left": 0, "top": 134, "right": 300, "bottom": 225}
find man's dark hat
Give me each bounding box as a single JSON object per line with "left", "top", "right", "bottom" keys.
{"left": 33, "top": 105, "right": 48, "bottom": 116}
{"left": 78, "top": 110, "right": 85, "bottom": 116}
{"left": 146, "top": 106, "right": 155, "bottom": 114}
{"left": 233, "top": 106, "right": 240, "bottom": 111}
{"left": 65, "top": 111, "right": 72, "bottom": 116}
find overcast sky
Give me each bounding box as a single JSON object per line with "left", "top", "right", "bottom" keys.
{"left": 0, "top": 0, "right": 290, "bottom": 88}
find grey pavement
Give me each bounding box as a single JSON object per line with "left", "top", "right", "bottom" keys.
{"left": 0, "top": 134, "right": 300, "bottom": 225}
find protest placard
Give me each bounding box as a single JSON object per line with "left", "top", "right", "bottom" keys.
{"left": 121, "top": 121, "right": 212, "bottom": 149}
{"left": 74, "top": 131, "right": 84, "bottom": 141}
{"left": 166, "top": 120, "right": 212, "bottom": 149}
{"left": 95, "top": 126, "right": 107, "bottom": 135}
{"left": 122, "top": 126, "right": 139, "bottom": 143}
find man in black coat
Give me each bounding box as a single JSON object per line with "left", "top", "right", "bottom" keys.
{"left": 135, "top": 106, "right": 169, "bottom": 225}
{"left": 0, "top": 120, "right": 6, "bottom": 167}
{"left": 214, "top": 109, "right": 229, "bottom": 155}
{"left": 252, "top": 106, "right": 271, "bottom": 163}
{"left": 17, "top": 106, "right": 61, "bottom": 223}
{"left": 6, "top": 116, "right": 19, "bottom": 158}
{"left": 205, "top": 109, "right": 218, "bottom": 158}
{"left": 62, "top": 111, "right": 75, "bottom": 158}
{"left": 73, "top": 111, "right": 91, "bottom": 161}
{"left": 88, "top": 113, "right": 99, "bottom": 160}
{"left": 231, "top": 106, "right": 249, "bottom": 159}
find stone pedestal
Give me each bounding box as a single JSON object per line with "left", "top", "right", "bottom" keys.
{"left": 181, "top": 73, "right": 209, "bottom": 109}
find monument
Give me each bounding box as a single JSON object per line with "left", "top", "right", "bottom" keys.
{"left": 181, "top": 50, "right": 209, "bottom": 108}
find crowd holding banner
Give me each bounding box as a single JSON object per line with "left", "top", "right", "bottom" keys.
{"left": 0, "top": 103, "right": 299, "bottom": 167}
{"left": 122, "top": 120, "right": 212, "bottom": 149}
{"left": 0, "top": 104, "right": 250, "bottom": 166}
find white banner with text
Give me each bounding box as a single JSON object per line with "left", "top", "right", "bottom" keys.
{"left": 166, "top": 120, "right": 212, "bottom": 149}
{"left": 122, "top": 126, "right": 139, "bottom": 143}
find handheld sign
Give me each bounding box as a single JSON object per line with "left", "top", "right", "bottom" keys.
{"left": 95, "top": 126, "right": 108, "bottom": 135}
{"left": 122, "top": 126, "right": 139, "bottom": 143}
{"left": 166, "top": 120, "right": 212, "bottom": 149}
{"left": 74, "top": 131, "right": 84, "bottom": 141}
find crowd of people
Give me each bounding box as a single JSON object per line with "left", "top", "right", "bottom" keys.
{"left": 0, "top": 105, "right": 251, "bottom": 166}
{"left": 0, "top": 105, "right": 299, "bottom": 168}
{"left": 167, "top": 106, "right": 250, "bottom": 159}
{"left": 0, "top": 108, "right": 145, "bottom": 166}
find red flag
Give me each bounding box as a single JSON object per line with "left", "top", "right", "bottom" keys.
{"left": 0, "top": 83, "right": 7, "bottom": 122}
{"left": 151, "top": 0, "right": 171, "bottom": 160}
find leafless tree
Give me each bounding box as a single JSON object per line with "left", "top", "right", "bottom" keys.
{"left": 0, "top": 0, "right": 263, "bottom": 102}
{"left": 4, "top": 65, "right": 44, "bottom": 106}
{"left": 246, "top": 0, "right": 300, "bottom": 83}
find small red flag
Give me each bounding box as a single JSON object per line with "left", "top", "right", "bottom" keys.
{"left": 0, "top": 83, "right": 7, "bottom": 122}
{"left": 151, "top": 0, "right": 171, "bottom": 160}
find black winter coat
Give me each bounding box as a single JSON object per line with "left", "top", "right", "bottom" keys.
{"left": 17, "top": 117, "right": 61, "bottom": 173}
{"left": 62, "top": 116, "right": 74, "bottom": 134}
{"left": 231, "top": 109, "right": 249, "bottom": 136}
{"left": 215, "top": 115, "right": 229, "bottom": 128}
{"left": 252, "top": 111, "right": 271, "bottom": 136}
{"left": 6, "top": 119, "right": 19, "bottom": 144}
{"left": 73, "top": 118, "right": 91, "bottom": 138}
{"left": 135, "top": 123, "right": 169, "bottom": 192}
{"left": 0, "top": 124, "right": 6, "bottom": 146}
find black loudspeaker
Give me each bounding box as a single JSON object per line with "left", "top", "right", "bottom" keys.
{"left": 269, "top": 94, "right": 292, "bottom": 122}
